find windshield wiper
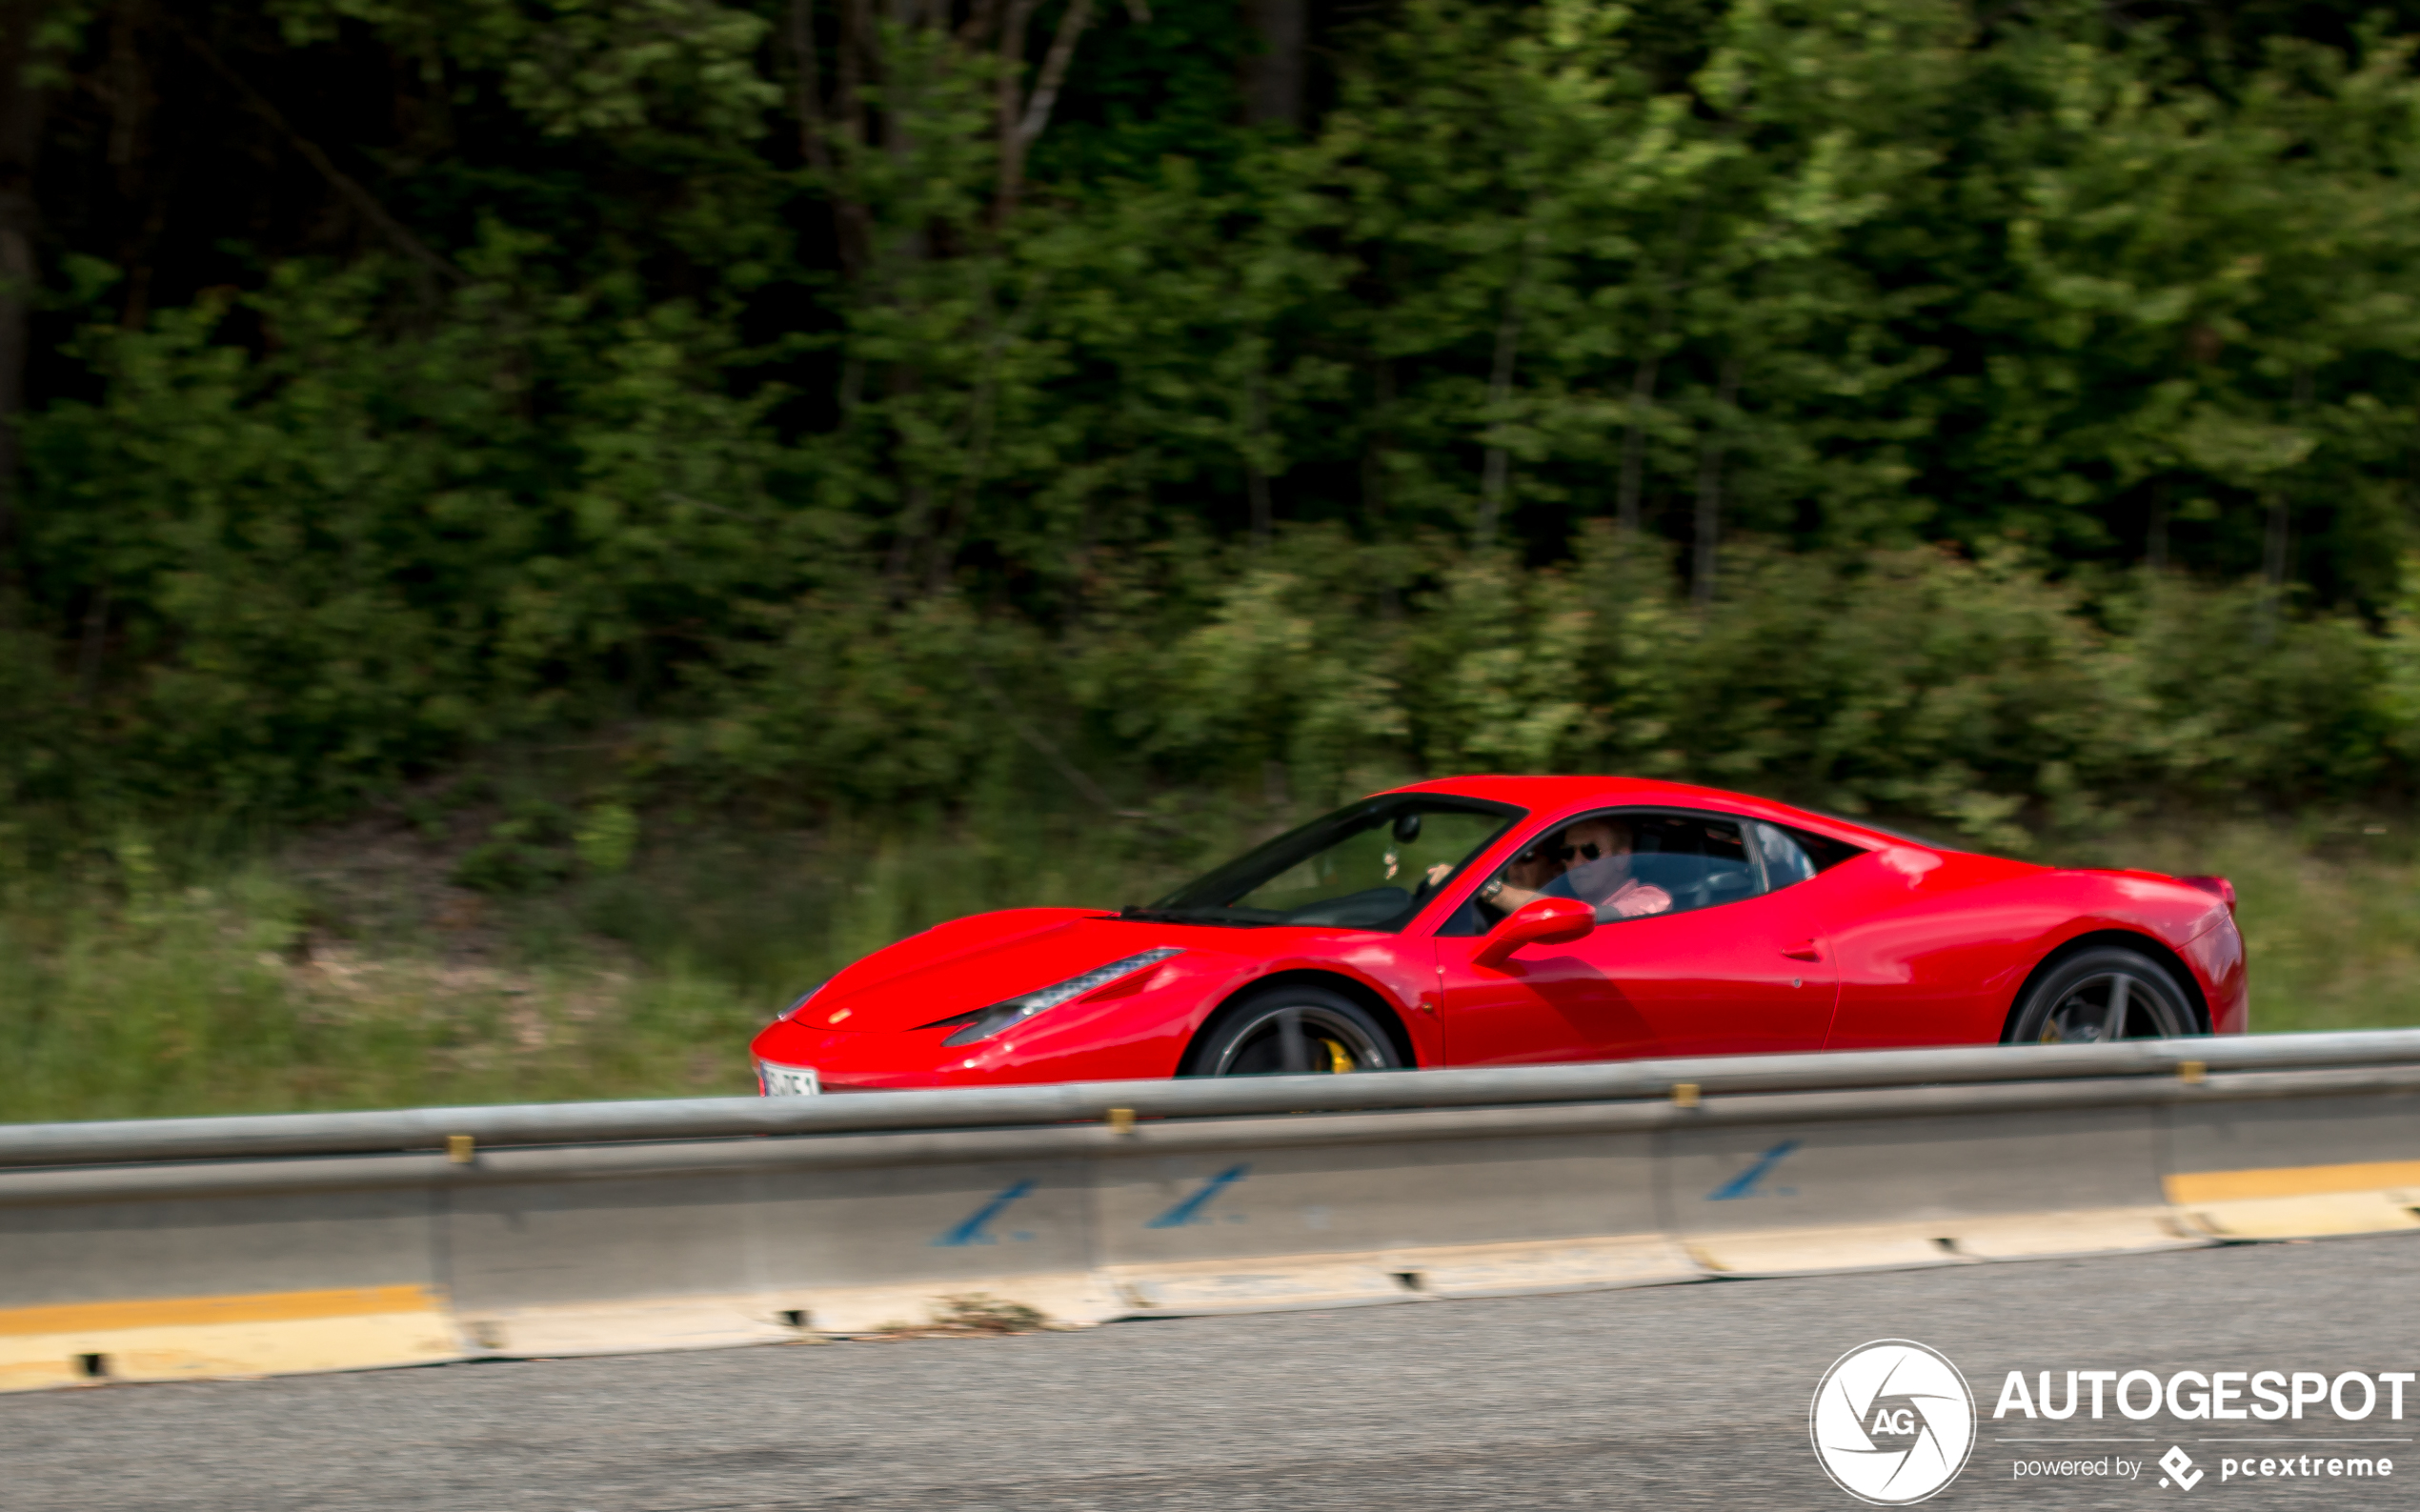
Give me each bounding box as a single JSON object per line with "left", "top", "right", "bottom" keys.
{"left": 1111, "top": 905, "right": 1280, "bottom": 928}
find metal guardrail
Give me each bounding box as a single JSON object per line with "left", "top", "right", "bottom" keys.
{"left": 4, "top": 1030, "right": 2419, "bottom": 1395}
{"left": 8, "top": 1063, "right": 2420, "bottom": 1206}
{"left": 10, "top": 1027, "right": 2420, "bottom": 1168}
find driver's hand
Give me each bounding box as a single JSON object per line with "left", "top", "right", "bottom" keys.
{"left": 1424, "top": 862, "right": 1452, "bottom": 887}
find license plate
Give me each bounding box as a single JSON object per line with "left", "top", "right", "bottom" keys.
{"left": 757, "top": 1061, "right": 820, "bottom": 1097}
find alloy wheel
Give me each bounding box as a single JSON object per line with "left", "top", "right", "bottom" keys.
{"left": 2032, "top": 968, "right": 2191, "bottom": 1043}
{"left": 1209, "top": 1004, "right": 1390, "bottom": 1076}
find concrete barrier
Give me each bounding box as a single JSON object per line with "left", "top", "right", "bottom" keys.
{"left": 8, "top": 1033, "right": 2420, "bottom": 1390}
{"left": 2163, "top": 1070, "right": 2420, "bottom": 1239}
{"left": 1665, "top": 1103, "right": 2184, "bottom": 1274}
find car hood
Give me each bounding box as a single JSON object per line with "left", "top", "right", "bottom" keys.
{"left": 796, "top": 908, "right": 1244, "bottom": 1033}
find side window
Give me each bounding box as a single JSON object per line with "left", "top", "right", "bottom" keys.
{"left": 1444, "top": 809, "right": 1762, "bottom": 932}
{"left": 1748, "top": 820, "right": 1864, "bottom": 891}
{"left": 1751, "top": 822, "right": 1818, "bottom": 889}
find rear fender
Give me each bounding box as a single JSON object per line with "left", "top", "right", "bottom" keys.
{"left": 1999, "top": 928, "right": 2215, "bottom": 1040}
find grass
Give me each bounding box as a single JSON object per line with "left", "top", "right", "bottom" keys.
{"left": 2, "top": 798, "right": 2415, "bottom": 1123}
{"left": 2053, "top": 817, "right": 2420, "bottom": 1036}
{"left": 0, "top": 796, "right": 1280, "bottom": 1122}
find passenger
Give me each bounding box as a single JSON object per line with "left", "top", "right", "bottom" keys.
{"left": 1475, "top": 838, "right": 1567, "bottom": 916}
{"left": 1543, "top": 816, "right": 1672, "bottom": 921}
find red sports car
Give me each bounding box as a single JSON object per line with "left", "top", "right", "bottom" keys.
{"left": 750, "top": 776, "right": 2246, "bottom": 1093}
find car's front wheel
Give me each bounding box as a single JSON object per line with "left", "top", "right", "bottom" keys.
{"left": 2007, "top": 946, "right": 2198, "bottom": 1044}
{"left": 1182, "top": 986, "right": 1402, "bottom": 1076}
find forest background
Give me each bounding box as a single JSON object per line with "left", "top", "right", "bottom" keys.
{"left": 9, "top": 0, "right": 2420, "bottom": 1117}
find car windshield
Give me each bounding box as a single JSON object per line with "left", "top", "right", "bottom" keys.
{"left": 1141, "top": 796, "right": 1521, "bottom": 931}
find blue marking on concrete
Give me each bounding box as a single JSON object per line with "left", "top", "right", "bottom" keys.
{"left": 1146, "top": 1163, "right": 1250, "bottom": 1228}
{"left": 933, "top": 1179, "right": 1037, "bottom": 1246}
{"left": 1707, "top": 1139, "right": 1802, "bottom": 1200}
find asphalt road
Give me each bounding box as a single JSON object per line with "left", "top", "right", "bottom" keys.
{"left": 7, "top": 1235, "right": 2419, "bottom": 1511}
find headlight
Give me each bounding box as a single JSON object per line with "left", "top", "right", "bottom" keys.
{"left": 920, "top": 948, "right": 1182, "bottom": 1047}
{"left": 775, "top": 979, "right": 831, "bottom": 1023}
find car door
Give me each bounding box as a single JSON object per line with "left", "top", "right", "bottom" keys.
{"left": 1431, "top": 809, "right": 1841, "bottom": 1063}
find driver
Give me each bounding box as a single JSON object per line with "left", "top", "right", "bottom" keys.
{"left": 1544, "top": 816, "right": 1672, "bottom": 920}
{"left": 1482, "top": 816, "right": 1674, "bottom": 922}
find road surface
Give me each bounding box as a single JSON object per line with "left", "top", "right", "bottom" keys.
{"left": 8, "top": 1234, "right": 2417, "bottom": 1509}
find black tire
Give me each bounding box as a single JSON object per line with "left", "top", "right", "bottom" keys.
{"left": 2006, "top": 946, "right": 2198, "bottom": 1044}
{"left": 1181, "top": 985, "right": 1403, "bottom": 1077}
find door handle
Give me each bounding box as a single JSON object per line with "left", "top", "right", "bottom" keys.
{"left": 1780, "top": 940, "right": 1822, "bottom": 961}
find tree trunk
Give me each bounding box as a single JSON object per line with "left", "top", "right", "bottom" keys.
{"left": 1361, "top": 356, "right": 1394, "bottom": 537}
{"left": 886, "top": 479, "right": 936, "bottom": 595}
{"left": 996, "top": 0, "right": 1093, "bottom": 222}
{"left": 923, "top": 329, "right": 1013, "bottom": 594}
{"left": 2146, "top": 477, "right": 2168, "bottom": 573}
{"left": 881, "top": 0, "right": 932, "bottom": 264}
{"left": 1245, "top": 365, "right": 1272, "bottom": 548}
{"left": 109, "top": 0, "right": 166, "bottom": 330}
{"left": 1616, "top": 353, "right": 1659, "bottom": 534}
{"left": 1240, "top": 0, "right": 1303, "bottom": 129}
{"left": 993, "top": 0, "right": 1038, "bottom": 216}
{"left": 0, "top": 0, "right": 50, "bottom": 594}
{"left": 73, "top": 581, "right": 107, "bottom": 701}
{"left": 2257, "top": 490, "right": 2289, "bottom": 644}
{"left": 1615, "top": 277, "right": 1683, "bottom": 534}
{"left": 837, "top": 0, "right": 868, "bottom": 152}
{"left": 789, "top": 0, "right": 870, "bottom": 277}
{"left": 784, "top": 0, "right": 833, "bottom": 176}
{"left": 1366, "top": 357, "right": 1402, "bottom": 616}
{"left": 2259, "top": 371, "right": 2314, "bottom": 643}
{"left": 1692, "top": 361, "right": 1741, "bottom": 611}
{"left": 1475, "top": 292, "right": 1521, "bottom": 549}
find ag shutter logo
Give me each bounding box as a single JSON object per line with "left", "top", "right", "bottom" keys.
{"left": 1811, "top": 1340, "right": 1978, "bottom": 1505}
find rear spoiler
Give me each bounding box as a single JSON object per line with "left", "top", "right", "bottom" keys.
{"left": 2178, "top": 875, "right": 2236, "bottom": 915}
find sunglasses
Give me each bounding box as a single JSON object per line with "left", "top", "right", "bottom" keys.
{"left": 1555, "top": 842, "right": 1609, "bottom": 862}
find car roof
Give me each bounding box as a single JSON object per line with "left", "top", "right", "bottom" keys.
{"left": 1382, "top": 775, "right": 1933, "bottom": 852}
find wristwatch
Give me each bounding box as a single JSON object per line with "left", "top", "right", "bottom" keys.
{"left": 1480, "top": 878, "right": 1505, "bottom": 904}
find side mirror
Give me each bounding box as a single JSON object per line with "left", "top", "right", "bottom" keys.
{"left": 1475, "top": 896, "right": 1594, "bottom": 968}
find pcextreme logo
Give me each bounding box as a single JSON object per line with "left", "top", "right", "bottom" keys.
{"left": 1811, "top": 1340, "right": 1979, "bottom": 1505}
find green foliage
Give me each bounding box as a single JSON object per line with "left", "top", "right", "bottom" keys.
{"left": 22, "top": 244, "right": 793, "bottom": 812}
{"left": 453, "top": 799, "right": 580, "bottom": 894}
{"left": 13, "top": 0, "right": 2420, "bottom": 837}
{"left": 271, "top": 0, "right": 782, "bottom": 139}
{"left": 646, "top": 524, "right": 2407, "bottom": 847}
{"left": 23, "top": 0, "right": 2420, "bottom": 1127}
{"left": 575, "top": 801, "right": 641, "bottom": 875}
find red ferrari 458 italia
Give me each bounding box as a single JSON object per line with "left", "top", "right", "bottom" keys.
{"left": 750, "top": 776, "right": 2246, "bottom": 1094}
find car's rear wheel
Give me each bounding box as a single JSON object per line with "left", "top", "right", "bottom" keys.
{"left": 2007, "top": 946, "right": 2197, "bottom": 1044}
{"left": 1183, "top": 986, "right": 1402, "bottom": 1077}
